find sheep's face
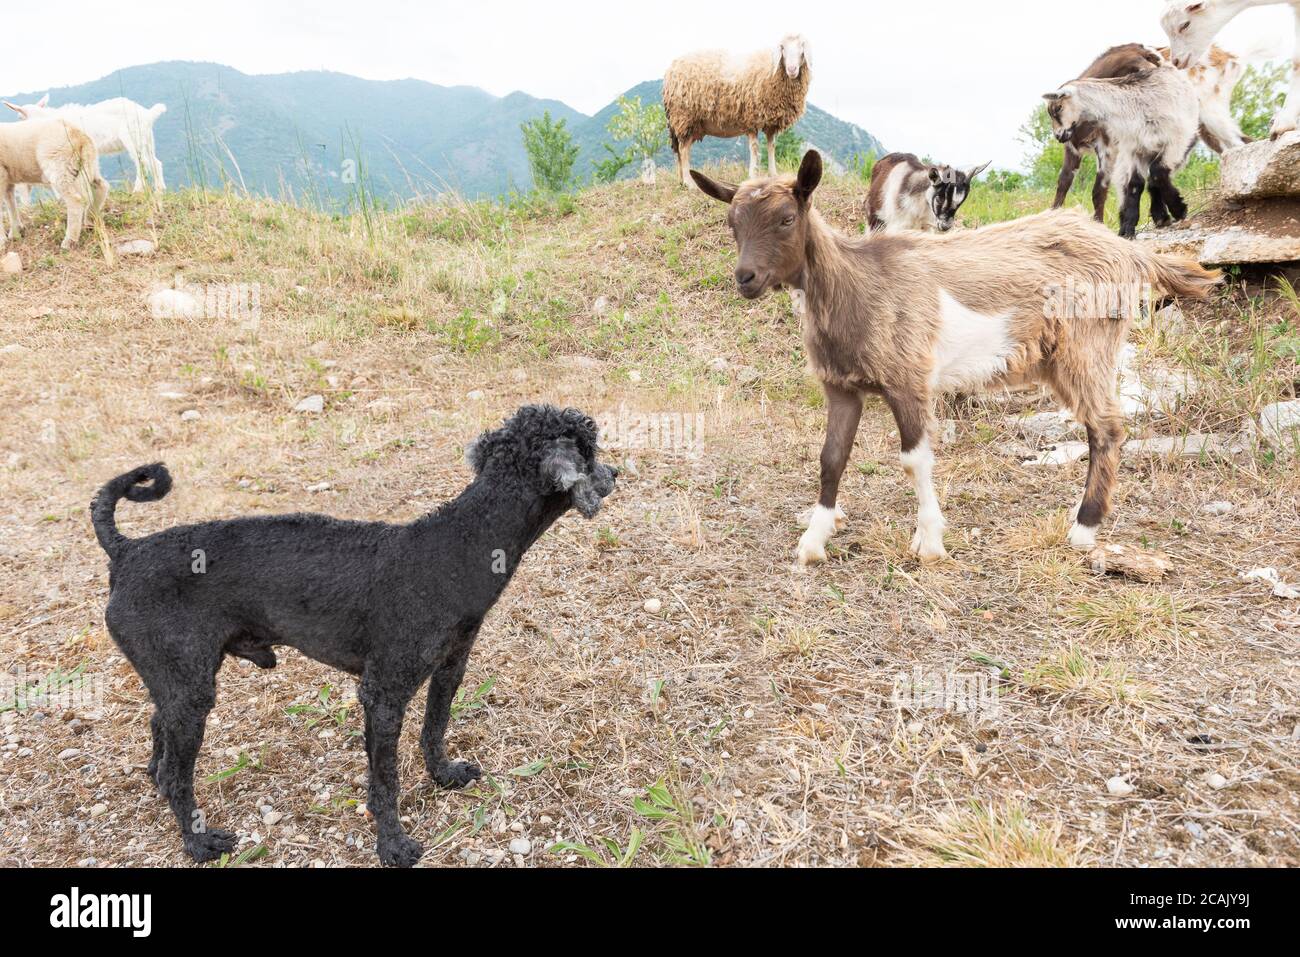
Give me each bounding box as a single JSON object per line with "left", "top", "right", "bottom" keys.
{"left": 691, "top": 151, "right": 823, "bottom": 301}
{"left": 773, "top": 34, "right": 811, "bottom": 79}
{"left": 1161, "top": 2, "right": 1220, "bottom": 69}
{"left": 1042, "top": 88, "right": 1084, "bottom": 144}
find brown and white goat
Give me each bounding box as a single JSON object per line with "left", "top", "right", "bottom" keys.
{"left": 1045, "top": 63, "right": 1201, "bottom": 238}
{"left": 867, "top": 153, "right": 990, "bottom": 233}
{"left": 692, "top": 152, "right": 1220, "bottom": 565}
{"left": 1053, "top": 43, "right": 1248, "bottom": 221}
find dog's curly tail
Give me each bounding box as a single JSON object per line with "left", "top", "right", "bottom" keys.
{"left": 91, "top": 463, "right": 172, "bottom": 559}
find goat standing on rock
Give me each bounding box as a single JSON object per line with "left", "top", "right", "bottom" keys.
{"left": 693, "top": 152, "right": 1219, "bottom": 566}
{"left": 1044, "top": 63, "right": 1201, "bottom": 238}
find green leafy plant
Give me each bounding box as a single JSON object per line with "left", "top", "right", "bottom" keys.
{"left": 595, "top": 96, "right": 668, "bottom": 184}
{"left": 521, "top": 111, "right": 580, "bottom": 193}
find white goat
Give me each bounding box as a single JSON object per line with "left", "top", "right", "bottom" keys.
{"left": 4, "top": 95, "right": 167, "bottom": 192}
{"left": 663, "top": 34, "right": 812, "bottom": 187}
{"left": 1044, "top": 64, "right": 1201, "bottom": 238}
{"left": 1162, "top": 1, "right": 1300, "bottom": 137}
{"left": 0, "top": 118, "right": 108, "bottom": 249}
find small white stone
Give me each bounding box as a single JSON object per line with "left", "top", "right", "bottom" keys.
{"left": 305, "top": 482, "right": 332, "bottom": 493}
{"left": 295, "top": 395, "right": 325, "bottom": 414}
{"left": 57, "top": 748, "right": 80, "bottom": 761}
{"left": 263, "top": 810, "right": 284, "bottom": 826}
{"left": 1205, "top": 772, "right": 1228, "bottom": 790}
{"left": 89, "top": 803, "right": 108, "bottom": 818}
{"left": 707, "top": 357, "right": 730, "bottom": 374}
{"left": 508, "top": 837, "right": 531, "bottom": 855}
{"left": 467, "top": 390, "right": 485, "bottom": 401}
{"left": 906, "top": 720, "right": 924, "bottom": 735}
{"left": 1202, "top": 501, "right": 1233, "bottom": 516}
{"left": 180, "top": 410, "right": 201, "bottom": 422}
{"left": 116, "top": 239, "right": 157, "bottom": 256}
{"left": 592, "top": 296, "right": 610, "bottom": 317}
{"left": 628, "top": 370, "right": 642, "bottom": 383}
{"left": 1106, "top": 776, "right": 1135, "bottom": 797}
{"left": 1, "top": 252, "right": 22, "bottom": 274}
{"left": 643, "top": 598, "right": 663, "bottom": 614}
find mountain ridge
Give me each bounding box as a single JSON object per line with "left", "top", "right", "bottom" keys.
{"left": 0, "top": 61, "right": 884, "bottom": 200}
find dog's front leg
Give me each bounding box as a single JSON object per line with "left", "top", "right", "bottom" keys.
{"left": 360, "top": 681, "right": 423, "bottom": 868}
{"left": 421, "top": 654, "right": 481, "bottom": 789}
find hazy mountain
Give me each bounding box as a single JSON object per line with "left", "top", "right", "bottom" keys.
{"left": 0, "top": 62, "right": 884, "bottom": 202}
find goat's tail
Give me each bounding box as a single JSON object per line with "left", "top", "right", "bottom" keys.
{"left": 1143, "top": 251, "right": 1222, "bottom": 301}
{"left": 91, "top": 464, "right": 172, "bottom": 559}
{"left": 148, "top": 103, "right": 167, "bottom": 120}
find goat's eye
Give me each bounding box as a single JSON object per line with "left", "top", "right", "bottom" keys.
{"left": 1179, "top": 21, "right": 1189, "bottom": 32}
{"left": 781, "top": 215, "right": 796, "bottom": 228}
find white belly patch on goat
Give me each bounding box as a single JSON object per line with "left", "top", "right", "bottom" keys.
{"left": 930, "top": 290, "right": 1014, "bottom": 392}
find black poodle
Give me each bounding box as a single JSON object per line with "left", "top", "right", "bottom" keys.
{"left": 91, "top": 405, "right": 617, "bottom": 867}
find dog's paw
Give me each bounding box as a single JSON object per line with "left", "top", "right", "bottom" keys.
{"left": 377, "top": 833, "right": 424, "bottom": 868}
{"left": 432, "top": 759, "right": 482, "bottom": 790}
{"left": 184, "top": 827, "right": 237, "bottom": 863}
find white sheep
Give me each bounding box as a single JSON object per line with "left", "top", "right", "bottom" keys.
{"left": 663, "top": 34, "right": 812, "bottom": 187}
{"left": 0, "top": 118, "right": 109, "bottom": 249}
{"left": 4, "top": 95, "right": 167, "bottom": 192}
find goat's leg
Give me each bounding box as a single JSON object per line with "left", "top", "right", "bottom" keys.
{"left": 747, "top": 133, "right": 760, "bottom": 179}
{"left": 1118, "top": 169, "right": 1146, "bottom": 239}
{"left": 1146, "top": 175, "right": 1171, "bottom": 229}
{"left": 796, "top": 383, "right": 863, "bottom": 567}
{"left": 767, "top": 129, "right": 779, "bottom": 176}
{"left": 884, "top": 389, "right": 947, "bottom": 563}
{"left": 1, "top": 173, "right": 19, "bottom": 240}
{"left": 680, "top": 141, "right": 692, "bottom": 188}
{"left": 1148, "top": 160, "right": 1186, "bottom": 224}
{"left": 1090, "top": 167, "right": 1110, "bottom": 223}
{"left": 1053, "top": 145, "right": 1081, "bottom": 209}
{"left": 1269, "top": 8, "right": 1300, "bottom": 138}
{"left": 1069, "top": 399, "right": 1126, "bottom": 550}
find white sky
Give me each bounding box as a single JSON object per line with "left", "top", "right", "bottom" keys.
{"left": 1, "top": 1, "right": 1292, "bottom": 169}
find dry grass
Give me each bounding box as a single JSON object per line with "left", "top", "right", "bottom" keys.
{"left": 0, "top": 174, "right": 1298, "bottom": 868}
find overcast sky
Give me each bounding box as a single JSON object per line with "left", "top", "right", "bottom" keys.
{"left": 2, "top": 1, "right": 1292, "bottom": 170}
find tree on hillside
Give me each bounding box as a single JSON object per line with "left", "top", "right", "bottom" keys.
{"left": 595, "top": 96, "right": 668, "bottom": 185}
{"left": 775, "top": 129, "right": 805, "bottom": 171}
{"left": 1232, "top": 62, "right": 1290, "bottom": 140}
{"left": 521, "top": 111, "right": 580, "bottom": 193}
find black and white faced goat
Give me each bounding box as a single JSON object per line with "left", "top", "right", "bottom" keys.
{"left": 1044, "top": 64, "right": 1200, "bottom": 239}
{"left": 867, "top": 153, "right": 990, "bottom": 233}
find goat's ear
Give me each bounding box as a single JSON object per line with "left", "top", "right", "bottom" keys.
{"left": 966, "top": 161, "right": 991, "bottom": 180}
{"left": 36, "top": 94, "right": 49, "bottom": 108}
{"left": 795, "top": 150, "right": 823, "bottom": 203}
{"left": 928, "top": 166, "right": 942, "bottom": 185}
{"left": 3, "top": 101, "right": 26, "bottom": 119}
{"left": 800, "top": 39, "right": 812, "bottom": 72}
{"left": 771, "top": 44, "right": 784, "bottom": 76}
{"left": 1042, "top": 90, "right": 1068, "bottom": 103}
{"left": 691, "top": 169, "right": 737, "bottom": 204}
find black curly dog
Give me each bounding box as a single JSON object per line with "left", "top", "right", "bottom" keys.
{"left": 91, "top": 406, "right": 617, "bottom": 867}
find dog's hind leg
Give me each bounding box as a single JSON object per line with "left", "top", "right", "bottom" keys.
{"left": 421, "top": 638, "right": 481, "bottom": 789}
{"left": 360, "top": 676, "right": 423, "bottom": 867}
{"left": 152, "top": 649, "right": 236, "bottom": 863}
{"left": 147, "top": 710, "right": 166, "bottom": 792}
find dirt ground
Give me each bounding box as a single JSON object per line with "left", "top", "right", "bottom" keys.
{"left": 0, "top": 177, "right": 1297, "bottom": 867}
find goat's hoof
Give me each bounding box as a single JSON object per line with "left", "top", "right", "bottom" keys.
{"left": 908, "top": 532, "right": 948, "bottom": 565}
{"left": 1269, "top": 125, "right": 1296, "bottom": 140}
{"left": 378, "top": 833, "right": 424, "bottom": 868}
{"left": 796, "top": 533, "right": 829, "bottom": 566}
{"left": 431, "top": 759, "right": 481, "bottom": 790}
{"left": 183, "top": 827, "right": 237, "bottom": 863}
{"left": 1067, "top": 523, "right": 1098, "bottom": 551}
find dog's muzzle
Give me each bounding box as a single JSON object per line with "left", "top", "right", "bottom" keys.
{"left": 574, "top": 464, "right": 618, "bottom": 519}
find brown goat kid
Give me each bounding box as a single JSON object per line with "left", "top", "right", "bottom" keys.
{"left": 693, "top": 152, "right": 1220, "bottom": 565}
